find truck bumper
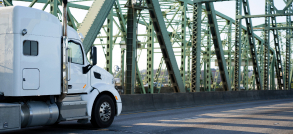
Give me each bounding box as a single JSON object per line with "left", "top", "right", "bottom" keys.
{"left": 116, "top": 102, "right": 122, "bottom": 116}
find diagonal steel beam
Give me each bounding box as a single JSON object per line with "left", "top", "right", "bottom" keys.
{"left": 114, "top": 0, "right": 127, "bottom": 41}
{"left": 283, "top": 0, "right": 293, "bottom": 11}
{"left": 28, "top": 0, "right": 37, "bottom": 7}
{"left": 269, "top": 0, "right": 284, "bottom": 90}
{"left": 146, "top": 0, "right": 185, "bottom": 93}
{"left": 242, "top": 0, "right": 263, "bottom": 90}
{"left": 204, "top": 2, "right": 231, "bottom": 91}
{"left": 77, "top": 0, "right": 115, "bottom": 53}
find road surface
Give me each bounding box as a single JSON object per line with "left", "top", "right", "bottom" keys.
{"left": 5, "top": 98, "right": 293, "bottom": 134}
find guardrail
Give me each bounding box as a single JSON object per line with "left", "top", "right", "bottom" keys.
{"left": 120, "top": 90, "right": 293, "bottom": 113}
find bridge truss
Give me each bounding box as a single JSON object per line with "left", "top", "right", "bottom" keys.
{"left": 5, "top": 0, "right": 293, "bottom": 93}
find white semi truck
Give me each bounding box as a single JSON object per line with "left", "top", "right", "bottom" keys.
{"left": 0, "top": 3, "right": 122, "bottom": 131}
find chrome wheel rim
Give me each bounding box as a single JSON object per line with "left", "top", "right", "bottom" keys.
{"left": 99, "top": 102, "right": 111, "bottom": 122}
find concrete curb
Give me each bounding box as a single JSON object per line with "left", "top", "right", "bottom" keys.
{"left": 120, "top": 90, "right": 293, "bottom": 113}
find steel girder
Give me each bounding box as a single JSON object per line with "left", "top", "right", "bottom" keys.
{"left": 263, "top": 0, "right": 270, "bottom": 90}
{"left": 77, "top": 0, "right": 115, "bottom": 53}
{"left": 191, "top": 2, "right": 202, "bottom": 92}
{"left": 106, "top": 9, "right": 113, "bottom": 74}
{"left": 125, "top": 0, "right": 137, "bottom": 94}
{"left": 180, "top": 1, "right": 187, "bottom": 88}
{"left": 146, "top": 0, "right": 185, "bottom": 93}
{"left": 204, "top": 2, "right": 231, "bottom": 91}
{"left": 233, "top": 0, "right": 242, "bottom": 91}
{"left": 285, "top": 0, "right": 292, "bottom": 90}
{"left": 242, "top": 0, "right": 263, "bottom": 90}
{"left": 146, "top": 20, "right": 155, "bottom": 93}
{"left": 9, "top": 0, "right": 293, "bottom": 93}
{"left": 269, "top": 0, "right": 285, "bottom": 90}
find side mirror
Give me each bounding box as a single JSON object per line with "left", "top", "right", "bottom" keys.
{"left": 114, "top": 65, "right": 120, "bottom": 73}
{"left": 91, "top": 46, "right": 97, "bottom": 65}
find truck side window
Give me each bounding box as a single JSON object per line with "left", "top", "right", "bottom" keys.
{"left": 23, "top": 40, "right": 38, "bottom": 56}
{"left": 68, "top": 41, "right": 84, "bottom": 65}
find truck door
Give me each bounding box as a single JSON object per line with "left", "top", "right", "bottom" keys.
{"left": 67, "top": 41, "right": 87, "bottom": 93}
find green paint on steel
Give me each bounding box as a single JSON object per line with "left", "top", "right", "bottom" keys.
{"left": 285, "top": 1, "right": 292, "bottom": 90}
{"left": 242, "top": 0, "right": 263, "bottom": 90}
{"left": 125, "top": 0, "right": 136, "bottom": 94}
{"left": 204, "top": 2, "right": 231, "bottom": 91}
{"left": 50, "top": 0, "right": 58, "bottom": 17}
{"left": 204, "top": 24, "right": 211, "bottom": 92}
{"left": 146, "top": 20, "right": 154, "bottom": 93}
{"left": 269, "top": 1, "right": 284, "bottom": 90}
{"left": 233, "top": 0, "right": 242, "bottom": 91}
{"left": 67, "top": 7, "right": 77, "bottom": 30}
{"left": 227, "top": 21, "right": 232, "bottom": 81}
{"left": 180, "top": 1, "right": 187, "bottom": 88}
{"left": 136, "top": 63, "right": 146, "bottom": 94}
{"left": 191, "top": 2, "right": 202, "bottom": 92}
{"left": 146, "top": 0, "right": 185, "bottom": 93}
{"left": 263, "top": 0, "right": 270, "bottom": 90}
{"left": 77, "top": 0, "right": 115, "bottom": 53}
{"left": 120, "top": 48, "right": 125, "bottom": 91}
{"left": 106, "top": 9, "right": 113, "bottom": 74}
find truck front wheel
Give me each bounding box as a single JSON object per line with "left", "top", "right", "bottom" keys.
{"left": 91, "top": 95, "right": 115, "bottom": 128}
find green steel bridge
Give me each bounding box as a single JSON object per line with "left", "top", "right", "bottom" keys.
{"left": 3, "top": 0, "right": 293, "bottom": 94}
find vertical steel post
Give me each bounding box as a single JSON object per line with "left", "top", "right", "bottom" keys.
{"left": 234, "top": 0, "right": 242, "bottom": 91}
{"left": 243, "top": 36, "right": 249, "bottom": 90}
{"left": 186, "top": 47, "right": 191, "bottom": 91}
{"left": 264, "top": 0, "right": 271, "bottom": 90}
{"left": 126, "top": 0, "right": 137, "bottom": 94}
{"left": 227, "top": 21, "right": 232, "bottom": 81}
{"left": 120, "top": 48, "right": 125, "bottom": 91}
{"left": 285, "top": 1, "right": 292, "bottom": 90}
{"left": 50, "top": 0, "right": 58, "bottom": 17}
{"left": 192, "top": 2, "right": 202, "bottom": 92}
{"left": 204, "top": 54, "right": 207, "bottom": 90}
{"left": 271, "top": 53, "right": 277, "bottom": 90}
{"left": 259, "top": 41, "right": 264, "bottom": 89}
{"left": 106, "top": 9, "right": 113, "bottom": 74}
{"left": 146, "top": 20, "right": 154, "bottom": 93}
{"left": 180, "top": 1, "right": 187, "bottom": 87}
{"left": 205, "top": 25, "right": 211, "bottom": 91}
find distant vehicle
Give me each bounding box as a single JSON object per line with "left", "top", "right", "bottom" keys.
{"left": 144, "top": 82, "right": 164, "bottom": 87}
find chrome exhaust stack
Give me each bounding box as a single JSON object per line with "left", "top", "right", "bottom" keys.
{"left": 59, "top": 0, "right": 68, "bottom": 102}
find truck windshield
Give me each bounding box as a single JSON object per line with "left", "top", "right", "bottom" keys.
{"left": 68, "top": 41, "right": 84, "bottom": 65}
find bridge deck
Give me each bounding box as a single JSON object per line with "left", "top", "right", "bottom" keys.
{"left": 7, "top": 98, "right": 293, "bottom": 134}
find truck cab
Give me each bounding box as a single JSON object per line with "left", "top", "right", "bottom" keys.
{"left": 0, "top": 6, "right": 122, "bottom": 130}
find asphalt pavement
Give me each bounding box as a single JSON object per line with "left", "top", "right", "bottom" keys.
{"left": 3, "top": 98, "right": 293, "bottom": 134}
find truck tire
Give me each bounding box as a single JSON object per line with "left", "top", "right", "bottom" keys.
{"left": 91, "top": 95, "right": 115, "bottom": 128}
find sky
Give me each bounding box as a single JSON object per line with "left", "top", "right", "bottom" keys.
{"left": 12, "top": 0, "right": 291, "bottom": 72}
